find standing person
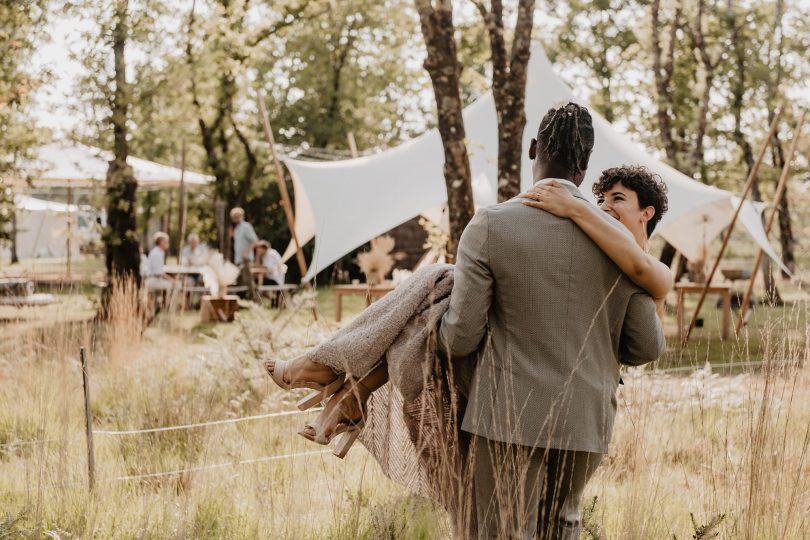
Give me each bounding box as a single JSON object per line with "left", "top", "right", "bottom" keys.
{"left": 231, "top": 207, "right": 259, "bottom": 296}
{"left": 255, "top": 240, "right": 287, "bottom": 285}
{"left": 263, "top": 103, "right": 669, "bottom": 538}
{"left": 438, "top": 103, "right": 666, "bottom": 539}
{"left": 230, "top": 207, "right": 258, "bottom": 265}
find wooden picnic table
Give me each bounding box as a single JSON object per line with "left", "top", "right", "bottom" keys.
{"left": 163, "top": 265, "right": 205, "bottom": 276}
{"left": 675, "top": 282, "right": 732, "bottom": 342}
{"left": 334, "top": 283, "right": 396, "bottom": 322}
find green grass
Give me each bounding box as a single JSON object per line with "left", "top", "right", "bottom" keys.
{"left": 658, "top": 281, "right": 808, "bottom": 370}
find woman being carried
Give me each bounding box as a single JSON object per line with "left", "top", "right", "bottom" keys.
{"left": 264, "top": 104, "right": 670, "bottom": 533}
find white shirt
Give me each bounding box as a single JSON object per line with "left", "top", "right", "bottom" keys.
{"left": 260, "top": 249, "right": 286, "bottom": 285}
{"left": 146, "top": 246, "right": 166, "bottom": 277}
{"left": 181, "top": 244, "right": 208, "bottom": 266}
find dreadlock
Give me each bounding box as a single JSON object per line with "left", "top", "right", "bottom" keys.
{"left": 535, "top": 102, "right": 595, "bottom": 180}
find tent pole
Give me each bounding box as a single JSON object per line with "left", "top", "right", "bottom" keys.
{"left": 166, "top": 189, "right": 174, "bottom": 255}
{"left": 66, "top": 179, "right": 72, "bottom": 280}
{"left": 684, "top": 106, "right": 783, "bottom": 345}
{"left": 178, "top": 141, "right": 187, "bottom": 261}
{"left": 347, "top": 132, "right": 359, "bottom": 159}
{"left": 736, "top": 110, "right": 805, "bottom": 335}
{"left": 256, "top": 91, "right": 310, "bottom": 285}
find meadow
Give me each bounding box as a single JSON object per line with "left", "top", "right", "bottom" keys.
{"left": 1, "top": 275, "right": 809, "bottom": 538}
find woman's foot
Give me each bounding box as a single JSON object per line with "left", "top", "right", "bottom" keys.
{"left": 264, "top": 356, "right": 340, "bottom": 390}
{"left": 299, "top": 381, "right": 371, "bottom": 444}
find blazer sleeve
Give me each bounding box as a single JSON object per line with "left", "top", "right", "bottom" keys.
{"left": 619, "top": 291, "right": 666, "bottom": 366}
{"left": 438, "top": 208, "right": 493, "bottom": 358}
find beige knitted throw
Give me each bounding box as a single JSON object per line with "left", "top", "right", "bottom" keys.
{"left": 300, "top": 264, "right": 476, "bottom": 535}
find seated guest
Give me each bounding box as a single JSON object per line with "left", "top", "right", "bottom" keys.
{"left": 181, "top": 233, "right": 208, "bottom": 266}
{"left": 256, "top": 240, "right": 287, "bottom": 285}
{"left": 145, "top": 232, "right": 175, "bottom": 291}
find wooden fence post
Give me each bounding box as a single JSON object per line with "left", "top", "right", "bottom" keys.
{"left": 81, "top": 347, "right": 96, "bottom": 490}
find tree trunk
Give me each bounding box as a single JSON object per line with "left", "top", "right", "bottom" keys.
{"left": 766, "top": 0, "right": 795, "bottom": 278}
{"left": 474, "top": 0, "right": 536, "bottom": 202}
{"left": 659, "top": 241, "right": 677, "bottom": 267}
{"left": 414, "top": 0, "right": 475, "bottom": 262}
{"left": 214, "top": 197, "right": 227, "bottom": 257}
{"left": 691, "top": 0, "right": 715, "bottom": 182}
{"left": 104, "top": 0, "right": 141, "bottom": 289}
{"left": 727, "top": 4, "right": 780, "bottom": 304}
{"left": 10, "top": 212, "right": 19, "bottom": 264}
{"left": 650, "top": 0, "right": 681, "bottom": 166}
{"left": 777, "top": 195, "right": 795, "bottom": 277}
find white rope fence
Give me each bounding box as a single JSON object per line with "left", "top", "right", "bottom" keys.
{"left": 2, "top": 449, "right": 335, "bottom": 496}
{"left": 110, "top": 449, "right": 333, "bottom": 482}
{"left": 93, "top": 407, "right": 321, "bottom": 436}
{"left": 1, "top": 360, "right": 777, "bottom": 453}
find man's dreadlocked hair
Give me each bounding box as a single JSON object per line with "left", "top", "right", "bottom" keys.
{"left": 535, "top": 102, "right": 595, "bottom": 183}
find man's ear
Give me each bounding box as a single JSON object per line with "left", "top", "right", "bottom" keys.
{"left": 529, "top": 138, "right": 537, "bottom": 160}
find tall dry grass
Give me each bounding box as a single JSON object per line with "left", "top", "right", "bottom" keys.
{"left": 0, "top": 285, "right": 445, "bottom": 538}
{"left": 0, "top": 284, "right": 809, "bottom": 538}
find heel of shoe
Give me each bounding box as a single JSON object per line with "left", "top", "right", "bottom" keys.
{"left": 296, "top": 374, "right": 346, "bottom": 411}
{"left": 297, "top": 390, "right": 325, "bottom": 411}
{"left": 333, "top": 422, "right": 363, "bottom": 459}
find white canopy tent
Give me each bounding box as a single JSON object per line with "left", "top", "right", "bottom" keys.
{"left": 9, "top": 142, "right": 213, "bottom": 187}
{"left": 10, "top": 195, "right": 81, "bottom": 259}
{"left": 281, "top": 45, "right": 787, "bottom": 283}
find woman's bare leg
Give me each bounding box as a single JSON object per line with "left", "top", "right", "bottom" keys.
{"left": 264, "top": 357, "right": 339, "bottom": 387}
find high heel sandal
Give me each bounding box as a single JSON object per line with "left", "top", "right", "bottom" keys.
{"left": 298, "top": 376, "right": 370, "bottom": 459}
{"left": 264, "top": 358, "right": 346, "bottom": 411}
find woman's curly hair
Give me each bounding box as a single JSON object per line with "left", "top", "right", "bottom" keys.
{"left": 592, "top": 166, "right": 669, "bottom": 237}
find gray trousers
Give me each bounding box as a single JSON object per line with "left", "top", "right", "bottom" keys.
{"left": 473, "top": 435, "right": 603, "bottom": 540}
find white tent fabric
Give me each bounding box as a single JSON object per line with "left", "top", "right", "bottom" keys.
{"left": 13, "top": 142, "right": 213, "bottom": 187}
{"left": 12, "top": 195, "right": 81, "bottom": 259}
{"left": 282, "top": 45, "right": 786, "bottom": 282}
{"left": 16, "top": 194, "right": 78, "bottom": 213}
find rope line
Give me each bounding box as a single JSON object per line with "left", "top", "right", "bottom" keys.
{"left": 93, "top": 407, "right": 322, "bottom": 436}
{"left": 0, "top": 360, "right": 785, "bottom": 449}
{"left": 109, "top": 449, "right": 333, "bottom": 481}
{"left": 1, "top": 449, "right": 334, "bottom": 495}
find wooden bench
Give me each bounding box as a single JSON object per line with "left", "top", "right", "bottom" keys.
{"left": 334, "top": 283, "right": 396, "bottom": 322}
{"left": 675, "top": 283, "right": 732, "bottom": 342}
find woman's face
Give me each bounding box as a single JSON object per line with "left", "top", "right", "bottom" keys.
{"left": 596, "top": 182, "right": 653, "bottom": 243}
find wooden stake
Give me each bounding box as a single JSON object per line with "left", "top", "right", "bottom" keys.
{"left": 736, "top": 110, "right": 805, "bottom": 334}
{"left": 256, "top": 91, "right": 310, "bottom": 283}
{"left": 66, "top": 180, "right": 72, "bottom": 280}
{"left": 80, "top": 347, "right": 96, "bottom": 491}
{"left": 347, "top": 132, "right": 359, "bottom": 159}
{"left": 177, "top": 141, "right": 187, "bottom": 259}
{"left": 684, "top": 106, "right": 783, "bottom": 344}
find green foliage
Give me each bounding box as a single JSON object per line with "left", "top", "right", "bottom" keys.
{"left": 0, "top": 0, "right": 49, "bottom": 242}
{"left": 543, "top": 0, "right": 642, "bottom": 124}
{"left": 258, "top": 0, "right": 428, "bottom": 150}
{"left": 542, "top": 0, "right": 810, "bottom": 189}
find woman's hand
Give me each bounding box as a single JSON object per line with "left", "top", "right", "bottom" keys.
{"left": 521, "top": 180, "right": 584, "bottom": 219}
